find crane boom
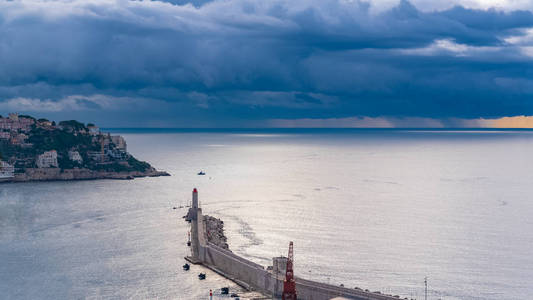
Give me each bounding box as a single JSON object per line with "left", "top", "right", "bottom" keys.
{"left": 282, "top": 241, "right": 297, "bottom": 300}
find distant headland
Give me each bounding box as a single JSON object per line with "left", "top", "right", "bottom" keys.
{"left": 0, "top": 113, "right": 169, "bottom": 183}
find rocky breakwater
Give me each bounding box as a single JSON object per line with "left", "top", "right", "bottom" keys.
{"left": 192, "top": 210, "right": 408, "bottom": 300}
{"left": 204, "top": 215, "right": 230, "bottom": 250}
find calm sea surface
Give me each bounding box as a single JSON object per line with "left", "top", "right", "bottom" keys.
{"left": 1, "top": 130, "right": 532, "bottom": 300}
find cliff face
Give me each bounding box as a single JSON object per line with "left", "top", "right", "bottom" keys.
{"left": 3, "top": 167, "right": 169, "bottom": 182}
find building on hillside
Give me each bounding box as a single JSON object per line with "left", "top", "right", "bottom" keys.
{"left": 88, "top": 125, "right": 100, "bottom": 136}
{"left": 0, "top": 131, "right": 10, "bottom": 139}
{"left": 36, "top": 150, "right": 58, "bottom": 168}
{"left": 18, "top": 117, "right": 34, "bottom": 132}
{"left": 37, "top": 120, "right": 53, "bottom": 128}
{"left": 68, "top": 151, "right": 83, "bottom": 164}
{"left": 105, "top": 148, "right": 128, "bottom": 161}
{"left": 0, "top": 118, "right": 18, "bottom": 131}
{"left": 0, "top": 161, "right": 15, "bottom": 178}
{"left": 8, "top": 113, "right": 19, "bottom": 121}
{"left": 111, "top": 135, "right": 127, "bottom": 151}
{"left": 10, "top": 133, "right": 28, "bottom": 145}
{"left": 0, "top": 114, "right": 35, "bottom": 132}
{"left": 87, "top": 151, "right": 106, "bottom": 162}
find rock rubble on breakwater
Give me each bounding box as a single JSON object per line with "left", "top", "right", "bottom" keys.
{"left": 204, "top": 215, "right": 230, "bottom": 250}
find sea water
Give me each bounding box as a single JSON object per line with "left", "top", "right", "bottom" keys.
{"left": 1, "top": 129, "right": 532, "bottom": 299}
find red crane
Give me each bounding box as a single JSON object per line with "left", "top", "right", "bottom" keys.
{"left": 282, "top": 241, "right": 297, "bottom": 300}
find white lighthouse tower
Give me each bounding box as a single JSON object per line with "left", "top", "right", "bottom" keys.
{"left": 192, "top": 188, "right": 199, "bottom": 209}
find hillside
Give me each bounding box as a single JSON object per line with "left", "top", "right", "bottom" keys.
{"left": 0, "top": 113, "right": 168, "bottom": 181}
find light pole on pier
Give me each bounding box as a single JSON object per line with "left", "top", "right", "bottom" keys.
{"left": 424, "top": 277, "right": 428, "bottom": 300}
{"left": 273, "top": 261, "right": 278, "bottom": 300}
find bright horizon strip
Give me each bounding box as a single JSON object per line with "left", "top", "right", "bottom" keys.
{"left": 267, "top": 115, "right": 533, "bottom": 128}
{"left": 480, "top": 116, "right": 533, "bottom": 128}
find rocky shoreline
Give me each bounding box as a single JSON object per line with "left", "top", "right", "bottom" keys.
{"left": 0, "top": 167, "right": 170, "bottom": 183}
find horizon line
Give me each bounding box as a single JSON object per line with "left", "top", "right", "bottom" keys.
{"left": 102, "top": 127, "right": 533, "bottom": 131}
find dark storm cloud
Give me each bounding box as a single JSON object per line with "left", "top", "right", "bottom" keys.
{"left": 1, "top": 0, "right": 533, "bottom": 126}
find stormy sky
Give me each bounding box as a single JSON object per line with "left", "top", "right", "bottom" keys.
{"left": 1, "top": 0, "right": 533, "bottom": 127}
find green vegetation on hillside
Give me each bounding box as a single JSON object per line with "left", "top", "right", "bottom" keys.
{"left": 0, "top": 115, "right": 152, "bottom": 173}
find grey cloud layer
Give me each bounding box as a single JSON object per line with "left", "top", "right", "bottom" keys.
{"left": 1, "top": 0, "right": 533, "bottom": 125}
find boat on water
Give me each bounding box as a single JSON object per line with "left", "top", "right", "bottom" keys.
{"left": 197, "top": 171, "right": 205, "bottom": 175}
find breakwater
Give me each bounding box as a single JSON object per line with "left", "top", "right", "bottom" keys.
{"left": 185, "top": 189, "right": 408, "bottom": 300}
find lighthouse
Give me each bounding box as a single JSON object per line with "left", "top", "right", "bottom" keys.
{"left": 192, "top": 188, "right": 199, "bottom": 209}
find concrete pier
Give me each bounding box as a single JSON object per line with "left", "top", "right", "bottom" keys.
{"left": 185, "top": 189, "right": 408, "bottom": 300}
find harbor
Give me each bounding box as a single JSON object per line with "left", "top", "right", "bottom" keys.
{"left": 184, "top": 188, "right": 409, "bottom": 300}
{"left": 2, "top": 130, "right": 531, "bottom": 299}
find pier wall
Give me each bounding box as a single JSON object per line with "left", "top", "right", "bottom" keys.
{"left": 193, "top": 208, "right": 280, "bottom": 295}
{"left": 189, "top": 207, "right": 402, "bottom": 300}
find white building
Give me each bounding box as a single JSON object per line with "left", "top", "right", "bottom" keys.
{"left": 272, "top": 256, "right": 288, "bottom": 274}
{"left": 111, "top": 135, "right": 127, "bottom": 151}
{"left": 88, "top": 125, "right": 100, "bottom": 136}
{"left": 87, "top": 151, "right": 106, "bottom": 162}
{"left": 36, "top": 150, "right": 58, "bottom": 168}
{"left": 68, "top": 150, "right": 83, "bottom": 164}
{"left": 105, "top": 149, "right": 128, "bottom": 160}
{"left": 0, "top": 161, "right": 15, "bottom": 178}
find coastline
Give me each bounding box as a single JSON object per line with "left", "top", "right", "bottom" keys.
{"left": 0, "top": 167, "right": 170, "bottom": 183}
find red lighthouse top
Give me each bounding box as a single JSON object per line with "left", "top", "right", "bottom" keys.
{"left": 193, "top": 188, "right": 198, "bottom": 193}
